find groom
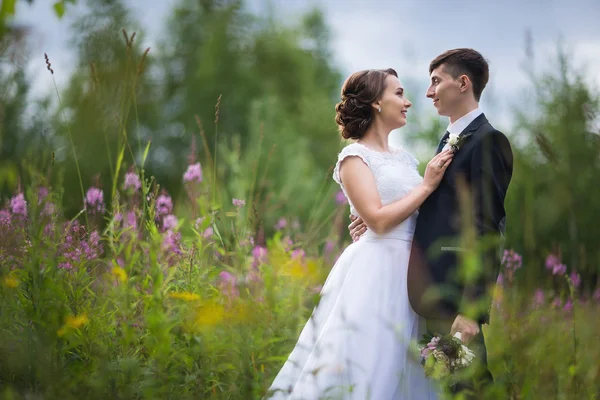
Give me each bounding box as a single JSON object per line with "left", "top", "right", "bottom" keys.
{"left": 349, "top": 48, "right": 513, "bottom": 396}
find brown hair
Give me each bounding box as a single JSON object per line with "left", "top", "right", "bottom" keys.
{"left": 429, "top": 48, "right": 489, "bottom": 101}
{"left": 335, "top": 68, "right": 397, "bottom": 140}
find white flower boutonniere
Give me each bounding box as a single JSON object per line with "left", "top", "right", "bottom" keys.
{"left": 444, "top": 132, "right": 473, "bottom": 152}
{"left": 447, "top": 133, "right": 460, "bottom": 147}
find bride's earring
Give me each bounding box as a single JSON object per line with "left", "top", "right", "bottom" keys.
{"left": 378, "top": 106, "right": 382, "bottom": 113}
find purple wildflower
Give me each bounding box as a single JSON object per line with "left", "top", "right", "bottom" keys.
{"left": 85, "top": 187, "right": 105, "bottom": 214}
{"left": 252, "top": 246, "right": 268, "bottom": 267}
{"left": 58, "top": 262, "right": 73, "bottom": 270}
{"left": 545, "top": 254, "right": 560, "bottom": 270}
{"left": 421, "top": 347, "right": 432, "bottom": 358}
{"left": 203, "top": 226, "right": 214, "bottom": 239}
{"left": 563, "top": 299, "right": 573, "bottom": 312}
{"left": 551, "top": 297, "right": 562, "bottom": 308}
{"left": 10, "top": 193, "right": 27, "bottom": 217}
{"left": 218, "top": 271, "right": 239, "bottom": 299}
{"left": 421, "top": 338, "right": 440, "bottom": 359}
{"left": 291, "top": 249, "right": 306, "bottom": 260}
{"left": 125, "top": 211, "right": 137, "bottom": 230}
{"left": 43, "top": 201, "right": 56, "bottom": 216}
{"left": 156, "top": 194, "right": 173, "bottom": 216}
{"left": 163, "top": 215, "right": 178, "bottom": 231}
{"left": 162, "top": 230, "right": 182, "bottom": 255}
{"left": 593, "top": 288, "right": 600, "bottom": 303}
{"left": 124, "top": 172, "right": 142, "bottom": 192}
{"left": 552, "top": 263, "right": 567, "bottom": 276}
{"left": 38, "top": 187, "right": 49, "bottom": 203}
{"left": 232, "top": 198, "right": 245, "bottom": 207}
{"left": 325, "top": 240, "right": 336, "bottom": 254}
{"left": 282, "top": 236, "right": 294, "bottom": 252}
{"left": 570, "top": 271, "right": 581, "bottom": 289}
{"left": 83, "top": 230, "right": 103, "bottom": 260}
{"left": 0, "top": 209, "right": 10, "bottom": 225}
{"left": 58, "top": 221, "right": 103, "bottom": 268}
{"left": 501, "top": 250, "right": 522, "bottom": 271}
{"left": 274, "top": 217, "right": 287, "bottom": 230}
{"left": 183, "top": 163, "right": 202, "bottom": 183}
{"left": 43, "top": 223, "right": 54, "bottom": 237}
{"left": 335, "top": 190, "right": 348, "bottom": 205}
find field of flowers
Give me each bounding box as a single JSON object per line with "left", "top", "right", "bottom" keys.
{"left": 1, "top": 3, "right": 599, "bottom": 397}
{"left": 1, "top": 154, "right": 599, "bottom": 399}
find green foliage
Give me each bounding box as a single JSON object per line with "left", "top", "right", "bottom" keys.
{"left": 504, "top": 48, "right": 600, "bottom": 287}
{"left": 1, "top": 1, "right": 600, "bottom": 398}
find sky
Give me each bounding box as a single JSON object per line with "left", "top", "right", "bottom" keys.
{"left": 12, "top": 0, "right": 600, "bottom": 149}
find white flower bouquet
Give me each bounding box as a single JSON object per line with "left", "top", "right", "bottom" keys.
{"left": 419, "top": 332, "right": 476, "bottom": 379}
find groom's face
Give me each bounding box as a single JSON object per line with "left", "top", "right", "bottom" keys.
{"left": 426, "top": 65, "right": 462, "bottom": 117}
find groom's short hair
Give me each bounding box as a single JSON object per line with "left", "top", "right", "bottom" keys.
{"left": 429, "top": 48, "right": 489, "bottom": 102}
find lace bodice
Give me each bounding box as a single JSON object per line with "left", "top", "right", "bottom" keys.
{"left": 333, "top": 143, "right": 423, "bottom": 219}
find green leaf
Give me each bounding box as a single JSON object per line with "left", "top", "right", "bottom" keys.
{"left": 0, "top": 0, "right": 17, "bottom": 20}
{"left": 112, "top": 142, "right": 126, "bottom": 202}
{"left": 52, "top": 1, "right": 65, "bottom": 19}
{"left": 141, "top": 140, "right": 152, "bottom": 169}
{"left": 569, "top": 364, "right": 577, "bottom": 376}
{"left": 0, "top": 163, "right": 19, "bottom": 188}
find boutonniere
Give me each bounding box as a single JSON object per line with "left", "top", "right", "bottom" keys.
{"left": 445, "top": 132, "right": 474, "bottom": 151}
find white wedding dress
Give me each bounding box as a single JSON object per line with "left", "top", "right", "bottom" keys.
{"left": 266, "top": 143, "right": 440, "bottom": 400}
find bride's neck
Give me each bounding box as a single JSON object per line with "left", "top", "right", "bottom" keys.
{"left": 359, "top": 126, "right": 391, "bottom": 152}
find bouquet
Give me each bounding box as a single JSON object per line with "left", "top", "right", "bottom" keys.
{"left": 419, "top": 332, "right": 475, "bottom": 379}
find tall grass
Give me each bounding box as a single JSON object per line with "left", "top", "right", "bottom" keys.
{"left": 1, "top": 33, "right": 600, "bottom": 400}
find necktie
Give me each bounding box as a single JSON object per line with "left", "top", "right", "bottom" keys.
{"left": 436, "top": 131, "right": 450, "bottom": 154}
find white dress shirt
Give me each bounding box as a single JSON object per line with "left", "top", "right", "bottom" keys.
{"left": 441, "top": 107, "right": 483, "bottom": 151}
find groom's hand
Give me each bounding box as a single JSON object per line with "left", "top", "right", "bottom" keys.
{"left": 450, "top": 314, "right": 480, "bottom": 345}
{"left": 348, "top": 215, "right": 367, "bottom": 242}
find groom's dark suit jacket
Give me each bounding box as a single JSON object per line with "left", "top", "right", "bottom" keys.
{"left": 408, "top": 113, "right": 513, "bottom": 325}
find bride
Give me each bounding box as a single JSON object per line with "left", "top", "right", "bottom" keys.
{"left": 266, "top": 68, "right": 453, "bottom": 399}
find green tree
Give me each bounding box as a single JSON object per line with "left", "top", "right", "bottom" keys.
{"left": 155, "top": 0, "right": 342, "bottom": 236}
{"left": 505, "top": 46, "right": 600, "bottom": 285}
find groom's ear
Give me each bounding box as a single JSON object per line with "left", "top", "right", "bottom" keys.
{"left": 458, "top": 74, "right": 471, "bottom": 93}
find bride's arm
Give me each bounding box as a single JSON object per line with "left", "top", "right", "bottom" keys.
{"left": 339, "top": 151, "right": 453, "bottom": 235}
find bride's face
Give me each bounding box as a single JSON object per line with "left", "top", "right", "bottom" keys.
{"left": 376, "top": 75, "right": 412, "bottom": 129}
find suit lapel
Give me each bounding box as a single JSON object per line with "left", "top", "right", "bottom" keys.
{"left": 461, "top": 113, "right": 488, "bottom": 136}
{"left": 453, "top": 113, "right": 489, "bottom": 150}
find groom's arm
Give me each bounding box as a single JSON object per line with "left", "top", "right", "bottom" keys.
{"left": 471, "top": 129, "right": 513, "bottom": 239}
{"left": 452, "top": 130, "right": 513, "bottom": 342}
{"left": 462, "top": 129, "right": 513, "bottom": 322}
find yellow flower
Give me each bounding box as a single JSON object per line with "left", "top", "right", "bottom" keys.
{"left": 280, "top": 258, "right": 321, "bottom": 284}
{"left": 65, "top": 314, "right": 89, "bottom": 329}
{"left": 57, "top": 314, "right": 89, "bottom": 337}
{"left": 195, "top": 301, "right": 225, "bottom": 327}
{"left": 111, "top": 266, "right": 127, "bottom": 283}
{"left": 169, "top": 291, "right": 201, "bottom": 302}
{"left": 2, "top": 275, "right": 18, "bottom": 288}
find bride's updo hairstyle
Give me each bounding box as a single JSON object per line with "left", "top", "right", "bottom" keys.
{"left": 335, "top": 68, "right": 397, "bottom": 140}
